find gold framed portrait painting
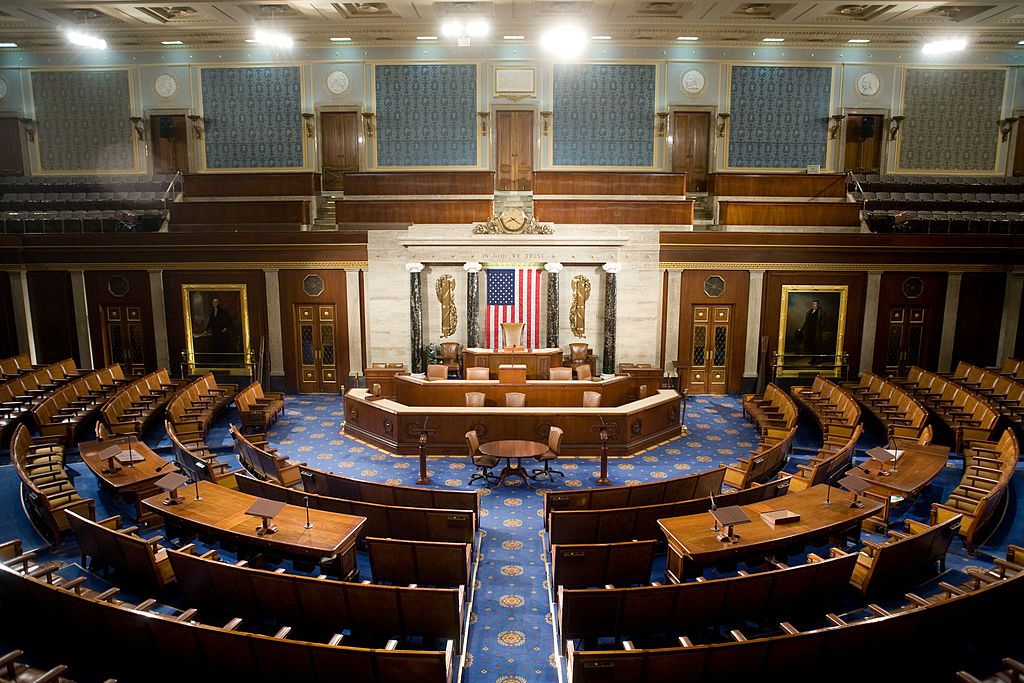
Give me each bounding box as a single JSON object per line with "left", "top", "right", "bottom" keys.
{"left": 182, "top": 284, "right": 251, "bottom": 374}
{"left": 777, "top": 285, "right": 848, "bottom": 377}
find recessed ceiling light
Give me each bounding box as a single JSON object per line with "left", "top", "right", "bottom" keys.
{"left": 66, "top": 30, "right": 107, "bottom": 50}
{"left": 541, "top": 23, "right": 587, "bottom": 60}
{"left": 161, "top": 40, "right": 183, "bottom": 45}
{"left": 416, "top": 36, "right": 438, "bottom": 40}
{"left": 591, "top": 35, "right": 612, "bottom": 40}
{"left": 922, "top": 37, "right": 966, "bottom": 55}
{"left": 244, "top": 39, "right": 258, "bottom": 43}
{"left": 504, "top": 35, "right": 525, "bottom": 40}
{"left": 252, "top": 29, "right": 293, "bottom": 49}
{"left": 847, "top": 38, "right": 870, "bottom": 44}
{"left": 676, "top": 36, "right": 699, "bottom": 41}
{"left": 1018, "top": 40, "right": 1024, "bottom": 45}
{"left": 762, "top": 37, "right": 784, "bottom": 42}
{"left": 330, "top": 37, "right": 352, "bottom": 42}
{"left": 0, "top": 43, "right": 17, "bottom": 48}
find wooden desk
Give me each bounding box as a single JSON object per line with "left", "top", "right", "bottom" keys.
{"left": 853, "top": 444, "right": 949, "bottom": 527}
{"left": 478, "top": 439, "right": 548, "bottom": 489}
{"left": 363, "top": 366, "right": 405, "bottom": 399}
{"left": 142, "top": 481, "right": 365, "bottom": 579}
{"left": 80, "top": 437, "right": 176, "bottom": 525}
{"left": 657, "top": 484, "right": 883, "bottom": 581}
{"left": 463, "top": 348, "right": 562, "bottom": 379}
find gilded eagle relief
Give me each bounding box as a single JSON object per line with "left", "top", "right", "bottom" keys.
{"left": 569, "top": 275, "right": 590, "bottom": 338}
{"left": 435, "top": 274, "right": 458, "bottom": 338}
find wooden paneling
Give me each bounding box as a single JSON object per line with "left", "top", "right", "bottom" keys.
{"left": 169, "top": 200, "right": 310, "bottom": 230}
{"left": 0, "top": 118, "right": 24, "bottom": 176}
{"left": 162, "top": 270, "right": 267, "bottom": 377}
{"left": 873, "top": 272, "right": 946, "bottom": 374}
{"left": 1015, "top": 124, "right": 1024, "bottom": 177}
{"left": 0, "top": 271, "right": 18, "bottom": 358}
{"left": 534, "top": 199, "right": 693, "bottom": 225}
{"left": 844, "top": 114, "right": 884, "bottom": 173}
{"left": 321, "top": 112, "right": 360, "bottom": 192}
{"left": 278, "top": 269, "right": 350, "bottom": 392}
{"left": 495, "top": 110, "right": 534, "bottom": 192}
{"left": 27, "top": 271, "right": 79, "bottom": 365}
{"left": 675, "top": 270, "right": 749, "bottom": 394}
{"left": 761, "top": 271, "right": 868, "bottom": 375}
{"left": 84, "top": 271, "right": 156, "bottom": 373}
{"left": 717, "top": 201, "right": 861, "bottom": 227}
{"left": 1017, "top": 291, "right": 1024, "bottom": 360}
{"left": 533, "top": 172, "right": 685, "bottom": 196}
{"left": 335, "top": 199, "right": 493, "bottom": 224}
{"left": 182, "top": 172, "right": 321, "bottom": 198}
{"left": 709, "top": 173, "right": 848, "bottom": 198}
{"left": 342, "top": 172, "right": 494, "bottom": 196}
{"left": 953, "top": 272, "right": 1006, "bottom": 368}
{"left": 394, "top": 375, "right": 637, "bottom": 407}
{"left": 149, "top": 115, "right": 188, "bottom": 175}
{"left": 671, "top": 112, "right": 711, "bottom": 192}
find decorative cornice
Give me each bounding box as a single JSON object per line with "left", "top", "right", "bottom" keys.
{"left": 8, "top": 261, "right": 369, "bottom": 271}
{"left": 659, "top": 262, "right": 1013, "bottom": 272}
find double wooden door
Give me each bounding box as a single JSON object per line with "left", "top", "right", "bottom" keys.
{"left": 671, "top": 112, "right": 711, "bottom": 192}
{"left": 295, "top": 304, "right": 340, "bottom": 393}
{"left": 149, "top": 115, "right": 189, "bottom": 174}
{"left": 881, "top": 305, "right": 928, "bottom": 376}
{"left": 687, "top": 305, "right": 731, "bottom": 394}
{"left": 99, "top": 305, "right": 147, "bottom": 375}
{"left": 495, "top": 110, "right": 534, "bottom": 191}
{"left": 320, "top": 112, "right": 360, "bottom": 191}
{"left": 843, "top": 114, "right": 884, "bottom": 173}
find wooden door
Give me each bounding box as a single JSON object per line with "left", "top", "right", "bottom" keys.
{"left": 495, "top": 110, "right": 534, "bottom": 191}
{"left": 295, "top": 304, "right": 340, "bottom": 393}
{"left": 671, "top": 112, "right": 710, "bottom": 192}
{"left": 0, "top": 119, "right": 24, "bottom": 175}
{"left": 881, "top": 306, "right": 928, "bottom": 376}
{"left": 99, "top": 305, "right": 147, "bottom": 375}
{"left": 321, "top": 112, "right": 360, "bottom": 191}
{"left": 843, "top": 114, "right": 884, "bottom": 173}
{"left": 149, "top": 115, "right": 189, "bottom": 174}
{"left": 687, "top": 305, "right": 731, "bottom": 394}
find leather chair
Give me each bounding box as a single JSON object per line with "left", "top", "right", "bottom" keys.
{"left": 426, "top": 364, "right": 447, "bottom": 381}
{"left": 438, "top": 341, "right": 462, "bottom": 377}
{"left": 568, "top": 342, "right": 596, "bottom": 375}
{"left": 583, "top": 391, "right": 601, "bottom": 407}
{"left": 467, "top": 430, "right": 499, "bottom": 485}
{"left": 505, "top": 392, "right": 526, "bottom": 407}
{"left": 465, "top": 392, "right": 486, "bottom": 407}
{"left": 502, "top": 321, "right": 525, "bottom": 348}
{"left": 549, "top": 367, "right": 573, "bottom": 380}
{"left": 575, "top": 364, "right": 593, "bottom": 381}
{"left": 531, "top": 426, "right": 564, "bottom": 480}
{"left": 466, "top": 367, "right": 490, "bottom": 381}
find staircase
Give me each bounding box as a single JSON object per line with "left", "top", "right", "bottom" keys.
{"left": 493, "top": 190, "right": 534, "bottom": 217}
{"left": 313, "top": 193, "right": 341, "bottom": 231}
{"left": 689, "top": 192, "right": 715, "bottom": 230}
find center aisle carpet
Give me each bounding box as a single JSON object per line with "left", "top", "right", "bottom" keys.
{"left": 259, "top": 394, "right": 759, "bottom": 683}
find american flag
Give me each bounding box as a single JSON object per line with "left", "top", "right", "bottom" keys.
{"left": 486, "top": 267, "right": 542, "bottom": 349}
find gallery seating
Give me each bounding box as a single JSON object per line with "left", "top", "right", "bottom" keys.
{"left": 0, "top": 648, "right": 76, "bottom": 683}
{"left": 550, "top": 540, "right": 657, "bottom": 589}
{"left": 11, "top": 425, "right": 95, "bottom": 544}
{"left": 945, "top": 360, "right": 1024, "bottom": 430}
{"left": 894, "top": 366, "right": 1000, "bottom": 450}
{"left": 790, "top": 376, "right": 861, "bottom": 439}
{"left": 167, "top": 420, "right": 240, "bottom": 487}
{"left": 29, "top": 365, "right": 127, "bottom": 443}
{"left": 0, "top": 353, "right": 36, "bottom": 380}
{"left": 788, "top": 423, "right": 863, "bottom": 492}
{"left": 842, "top": 371, "right": 931, "bottom": 447}
{"left": 165, "top": 373, "right": 237, "bottom": 436}
{"left": 234, "top": 381, "right": 286, "bottom": 433}
{"left": 722, "top": 425, "right": 795, "bottom": 490}
{"left": 931, "top": 428, "right": 1019, "bottom": 551}
{"left": 1001, "top": 357, "right": 1024, "bottom": 380}
{"left": 0, "top": 359, "right": 83, "bottom": 442}
{"left": 741, "top": 383, "right": 799, "bottom": 431}
{"left": 366, "top": 537, "right": 473, "bottom": 588}
{"left": 848, "top": 515, "right": 960, "bottom": 596}
{"left": 231, "top": 425, "right": 304, "bottom": 487}
{"left": 65, "top": 510, "right": 175, "bottom": 591}
{"left": 99, "top": 368, "right": 182, "bottom": 437}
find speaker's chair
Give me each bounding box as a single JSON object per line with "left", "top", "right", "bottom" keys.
{"left": 501, "top": 321, "right": 525, "bottom": 349}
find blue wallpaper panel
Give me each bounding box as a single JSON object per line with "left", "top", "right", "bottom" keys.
{"left": 552, "top": 64, "right": 655, "bottom": 167}
{"left": 201, "top": 66, "right": 303, "bottom": 169}
{"left": 728, "top": 66, "right": 832, "bottom": 168}
{"left": 31, "top": 70, "right": 135, "bottom": 171}
{"left": 375, "top": 64, "right": 477, "bottom": 167}
{"left": 898, "top": 69, "right": 1005, "bottom": 171}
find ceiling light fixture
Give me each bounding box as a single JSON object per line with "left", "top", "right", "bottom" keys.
{"left": 591, "top": 35, "right": 612, "bottom": 40}
{"left": 161, "top": 40, "right": 183, "bottom": 45}
{"left": 676, "top": 36, "right": 699, "bottom": 41}
{"left": 416, "top": 35, "right": 438, "bottom": 40}
{"left": 441, "top": 18, "right": 489, "bottom": 46}
{"left": 541, "top": 23, "right": 587, "bottom": 61}
{"left": 504, "top": 35, "right": 525, "bottom": 40}
{"left": 330, "top": 37, "right": 352, "bottom": 42}
{"left": 762, "top": 37, "right": 784, "bottom": 42}
{"left": 922, "top": 37, "right": 966, "bottom": 55}
{"left": 0, "top": 43, "right": 18, "bottom": 48}
{"left": 66, "top": 30, "right": 107, "bottom": 50}
{"left": 1017, "top": 40, "right": 1024, "bottom": 45}
{"left": 847, "top": 38, "right": 870, "bottom": 43}
{"left": 252, "top": 28, "right": 293, "bottom": 49}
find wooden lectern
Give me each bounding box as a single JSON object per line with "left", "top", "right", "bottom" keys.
{"left": 498, "top": 364, "right": 527, "bottom": 384}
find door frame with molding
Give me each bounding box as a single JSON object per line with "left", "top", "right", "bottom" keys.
{"left": 668, "top": 105, "right": 717, "bottom": 181}
{"left": 490, "top": 105, "right": 539, "bottom": 184}
{"left": 840, "top": 107, "right": 891, "bottom": 176}
{"left": 144, "top": 108, "right": 193, "bottom": 174}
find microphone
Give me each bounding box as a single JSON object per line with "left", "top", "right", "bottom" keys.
{"left": 304, "top": 495, "right": 313, "bottom": 529}
{"left": 823, "top": 463, "right": 847, "bottom": 505}
{"left": 709, "top": 490, "right": 719, "bottom": 532}
{"left": 155, "top": 459, "right": 173, "bottom": 473}
{"left": 710, "top": 490, "right": 718, "bottom": 511}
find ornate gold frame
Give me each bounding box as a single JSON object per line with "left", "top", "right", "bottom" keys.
{"left": 777, "top": 284, "right": 848, "bottom": 378}
{"left": 182, "top": 283, "right": 251, "bottom": 374}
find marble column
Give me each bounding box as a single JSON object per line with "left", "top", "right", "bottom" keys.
{"left": 938, "top": 272, "right": 963, "bottom": 373}
{"left": 743, "top": 270, "right": 764, "bottom": 379}
{"left": 996, "top": 272, "right": 1023, "bottom": 363}
{"left": 859, "top": 271, "right": 882, "bottom": 373}
{"left": 148, "top": 270, "right": 171, "bottom": 371}
{"left": 602, "top": 263, "right": 620, "bottom": 375}
{"left": 263, "top": 269, "right": 285, "bottom": 384}
{"left": 464, "top": 262, "right": 482, "bottom": 348}
{"left": 346, "top": 270, "right": 364, "bottom": 380}
{"left": 69, "top": 270, "right": 93, "bottom": 369}
{"left": 7, "top": 270, "right": 35, "bottom": 359}
{"left": 544, "top": 262, "right": 562, "bottom": 348}
{"left": 407, "top": 262, "right": 425, "bottom": 372}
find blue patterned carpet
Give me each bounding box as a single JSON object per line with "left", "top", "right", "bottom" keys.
{"left": 1, "top": 393, "right": 1023, "bottom": 682}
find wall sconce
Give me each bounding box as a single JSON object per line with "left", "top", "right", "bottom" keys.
{"left": 655, "top": 112, "right": 668, "bottom": 137}
{"left": 1000, "top": 117, "right": 1019, "bottom": 143}
{"left": 477, "top": 111, "right": 489, "bottom": 136}
{"left": 17, "top": 118, "right": 35, "bottom": 143}
{"left": 716, "top": 113, "right": 730, "bottom": 138}
{"left": 361, "top": 112, "right": 375, "bottom": 139}
{"left": 129, "top": 116, "right": 144, "bottom": 141}
{"left": 301, "top": 113, "right": 315, "bottom": 138}
{"left": 889, "top": 115, "right": 905, "bottom": 141}
{"left": 829, "top": 114, "right": 846, "bottom": 140}
{"left": 541, "top": 111, "right": 552, "bottom": 136}
{"left": 187, "top": 114, "right": 204, "bottom": 140}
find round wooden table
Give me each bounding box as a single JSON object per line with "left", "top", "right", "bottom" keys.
{"left": 478, "top": 439, "right": 548, "bottom": 489}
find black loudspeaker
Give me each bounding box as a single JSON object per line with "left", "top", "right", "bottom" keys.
{"left": 860, "top": 116, "right": 876, "bottom": 141}
{"left": 158, "top": 116, "right": 175, "bottom": 140}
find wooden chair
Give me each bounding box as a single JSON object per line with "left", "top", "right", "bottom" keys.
{"left": 366, "top": 537, "right": 472, "bottom": 588}
{"left": 551, "top": 540, "right": 657, "bottom": 589}
{"left": 583, "top": 391, "right": 601, "bottom": 407}
{"left": 505, "top": 392, "right": 526, "bottom": 407}
{"left": 467, "top": 430, "right": 498, "bottom": 485}
{"left": 465, "top": 367, "right": 489, "bottom": 380}
{"left": 850, "top": 514, "right": 961, "bottom": 596}
{"left": 437, "top": 341, "right": 462, "bottom": 377}
{"left": 531, "top": 426, "right": 564, "bottom": 480}
{"left": 465, "top": 391, "right": 485, "bottom": 407}
{"left": 568, "top": 342, "right": 596, "bottom": 376}
{"left": 65, "top": 510, "right": 175, "bottom": 591}
{"left": 549, "top": 367, "right": 573, "bottom": 380}
{"left": 230, "top": 424, "right": 303, "bottom": 487}
{"left": 234, "top": 381, "right": 286, "bottom": 433}
{"left": 575, "top": 364, "right": 593, "bottom": 381}
{"left": 167, "top": 420, "right": 240, "bottom": 488}
{"left": 425, "top": 364, "right": 447, "bottom": 381}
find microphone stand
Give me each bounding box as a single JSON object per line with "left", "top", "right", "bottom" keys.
{"left": 304, "top": 495, "right": 313, "bottom": 529}
{"left": 823, "top": 464, "right": 847, "bottom": 505}
{"left": 411, "top": 417, "right": 437, "bottom": 485}
{"left": 592, "top": 415, "right": 611, "bottom": 486}
{"left": 709, "top": 491, "right": 719, "bottom": 532}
